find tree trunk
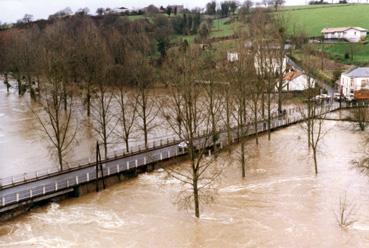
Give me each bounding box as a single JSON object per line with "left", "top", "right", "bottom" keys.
{"left": 241, "top": 140, "right": 246, "bottom": 178}
{"left": 226, "top": 90, "right": 232, "bottom": 146}
{"left": 193, "top": 177, "right": 200, "bottom": 218}
{"left": 261, "top": 93, "right": 265, "bottom": 119}
{"left": 4, "top": 73, "right": 10, "bottom": 93}
{"left": 267, "top": 91, "right": 271, "bottom": 141}
{"left": 17, "top": 78, "right": 22, "bottom": 96}
{"left": 313, "top": 147, "right": 318, "bottom": 175}
{"left": 58, "top": 147, "right": 63, "bottom": 171}
{"left": 125, "top": 139, "right": 129, "bottom": 153}
{"left": 254, "top": 102, "right": 259, "bottom": 145}
{"left": 87, "top": 83, "right": 91, "bottom": 117}
{"left": 63, "top": 82, "right": 67, "bottom": 112}
{"left": 278, "top": 88, "right": 282, "bottom": 114}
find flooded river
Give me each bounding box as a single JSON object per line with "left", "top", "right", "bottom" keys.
{"left": 0, "top": 80, "right": 176, "bottom": 178}
{"left": 1, "top": 119, "right": 369, "bottom": 247}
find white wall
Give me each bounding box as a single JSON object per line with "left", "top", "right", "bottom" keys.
{"left": 324, "top": 29, "right": 367, "bottom": 43}
{"left": 340, "top": 75, "right": 369, "bottom": 96}
{"left": 283, "top": 74, "right": 315, "bottom": 91}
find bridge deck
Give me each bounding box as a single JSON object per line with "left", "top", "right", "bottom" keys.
{"left": 0, "top": 102, "right": 346, "bottom": 213}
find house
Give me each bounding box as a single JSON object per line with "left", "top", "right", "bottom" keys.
{"left": 321, "top": 27, "right": 367, "bottom": 43}
{"left": 282, "top": 70, "right": 316, "bottom": 91}
{"left": 104, "top": 7, "right": 129, "bottom": 15}
{"left": 340, "top": 67, "right": 369, "bottom": 96}
{"left": 167, "top": 5, "right": 184, "bottom": 13}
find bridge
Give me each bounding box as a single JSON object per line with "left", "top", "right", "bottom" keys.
{"left": 0, "top": 101, "right": 356, "bottom": 218}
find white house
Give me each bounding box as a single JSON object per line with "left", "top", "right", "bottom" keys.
{"left": 282, "top": 70, "right": 316, "bottom": 91}
{"left": 340, "top": 67, "right": 369, "bottom": 96}
{"left": 321, "top": 27, "right": 367, "bottom": 43}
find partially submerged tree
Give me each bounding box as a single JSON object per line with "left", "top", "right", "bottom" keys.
{"left": 133, "top": 59, "right": 158, "bottom": 149}
{"left": 351, "top": 106, "right": 369, "bottom": 131}
{"left": 34, "top": 42, "right": 78, "bottom": 171}
{"left": 163, "top": 45, "right": 223, "bottom": 218}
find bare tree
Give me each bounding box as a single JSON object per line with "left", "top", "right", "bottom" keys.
{"left": 273, "top": 14, "right": 289, "bottom": 114}
{"left": 91, "top": 64, "right": 116, "bottom": 159}
{"left": 163, "top": 45, "right": 223, "bottom": 218}
{"left": 299, "top": 101, "right": 329, "bottom": 175}
{"left": 335, "top": 193, "right": 357, "bottom": 228}
{"left": 223, "top": 37, "right": 254, "bottom": 176}
{"left": 33, "top": 45, "right": 78, "bottom": 170}
{"left": 133, "top": 59, "right": 158, "bottom": 149}
{"left": 351, "top": 106, "right": 369, "bottom": 131}
{"left": 111, "top": 65, "right": 138, "bottom": 153}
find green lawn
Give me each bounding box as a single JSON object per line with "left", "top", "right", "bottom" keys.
{"left": 211, "top": 18, "right": 235, "bottom": 38}
{"left": 127, "top": 15, "right": 146, "bottom": 21}
{"left": 317, "top": 43, "right": 369, "bottom": 65}
{"left": 281, "top": 4, "right": 369, "bottom": 36}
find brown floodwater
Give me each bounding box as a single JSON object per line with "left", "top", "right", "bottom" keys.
{"left": 0, "top": 80, "right": 177, "bottom": 179}
{"left": 1, "top": 119, "right": 369, "bottom": 247}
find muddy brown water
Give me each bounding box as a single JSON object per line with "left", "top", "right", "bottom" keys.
{"left": 1, "top": 119, "right": 369, "bottom": 247}
{"left": 0, "top": 81, "right": 177, "bottom": 179}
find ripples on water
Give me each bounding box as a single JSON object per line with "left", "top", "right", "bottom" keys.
{"left": 1, "top": 121, "right": 369, "bottom": 247}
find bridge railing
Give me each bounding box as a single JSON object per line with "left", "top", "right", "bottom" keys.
{"left": 1, "top": 144, "right": 189, "bottom": 208}
{"left": 0, "top": 102, "right": 343, "bottom": 190}
{"left": 0, "top": 135, "right": 181, "bottom": 189}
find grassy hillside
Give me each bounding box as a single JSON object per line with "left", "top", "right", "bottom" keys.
{"left": 316, "top": 43, "right": 369, "bottom": 65}
{"left": 282, "top": 4, "right": 369, "bottom": 36}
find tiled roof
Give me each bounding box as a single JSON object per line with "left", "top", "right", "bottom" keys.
{"left": 283, "top": 70, "right": 302, "bottom": 81}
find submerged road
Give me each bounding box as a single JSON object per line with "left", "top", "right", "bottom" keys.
{"left": 0, "top": 102, "right": 342, "bottom": 213}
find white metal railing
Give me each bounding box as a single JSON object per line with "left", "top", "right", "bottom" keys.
{"left": 0, "top": 102, "right": 348, "bottom": 208}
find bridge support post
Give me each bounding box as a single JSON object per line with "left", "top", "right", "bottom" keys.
{"left": 117, "top": 164, "right": 120, "bottom": 173}
{"left": 160, "top": 153, "right": 163, "bottom": 160}
{"left": 135, "top": 160, "right": 138, "bottom": 167}
{"left": 2, "top": 197, "right": 4, "bottom": 206}
{"left": 43, "top": 186, "right": 46, "bottom": 194}
{"left": 144, "top": 157, "right": 147, "bottom": 165}
{"left": 168, "top": 150, "right": 170, "bottom": 158}
{"left": 127, "top": 161, "right": 129, "bottom": 170}
{"left": 16, "top": 193, "right": 19, "bottom": 202}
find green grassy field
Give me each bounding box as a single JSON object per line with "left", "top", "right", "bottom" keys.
{"left": 282, "top": 4, "right": 369, "bottom": 36}
{"left": 316, "top": 43, "right": 369, "bottom": 65}
{"left": 210, "top": 18, "right": 235, "bottom": 38}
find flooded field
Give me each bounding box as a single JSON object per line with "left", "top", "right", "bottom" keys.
{"left": 1, "top": 121, "right": 369, "bottom": 247}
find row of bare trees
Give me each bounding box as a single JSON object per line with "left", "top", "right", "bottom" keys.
{"left": 0, "top": 8, "right": 326, "bottom": 218}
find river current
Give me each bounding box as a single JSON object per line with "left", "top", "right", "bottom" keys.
{"left": 1, "top": 80, "right": 369, "bottom": 247}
